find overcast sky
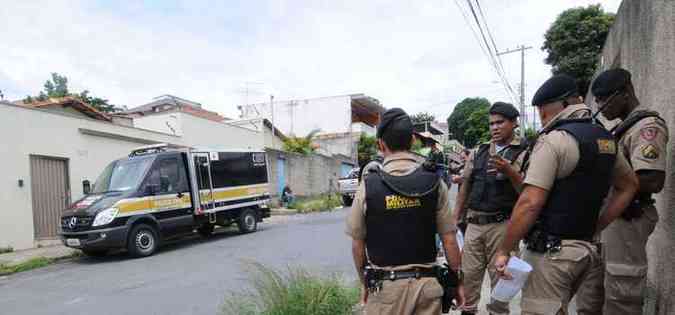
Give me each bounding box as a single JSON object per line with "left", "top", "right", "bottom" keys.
{"left": 1, "top": 0, "right": 622, "bottom": 121}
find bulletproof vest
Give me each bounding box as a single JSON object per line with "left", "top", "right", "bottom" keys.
{"left": 536, "top": 118, "right": 617, "bottom": 240}
{"left": 467, "top": 142, "right": 526, "bottom": 214}
{"left": 365, "top": 166, "right": 440, "bottom": 266}
{"left": 611, "top": 110, "right": 664, "bottom": 140}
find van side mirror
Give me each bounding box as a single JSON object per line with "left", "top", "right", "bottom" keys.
{"left": 144, "top": 184, "right": 160, "bottom": 196}
{"left": 83, "top": 180, "right": 91, "bottom": 195}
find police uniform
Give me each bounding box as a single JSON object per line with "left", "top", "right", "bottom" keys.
{"left": 592, "top": 70, "right": 670, "bottom": 314}
{"left": 346, "top": 109, "right": 456, "bottom": 315}
{"left": 519, "top": 75, "right": 634, "bottom": 314}
{"left": 459, "top": 103, "right": 527, "bottom": 315}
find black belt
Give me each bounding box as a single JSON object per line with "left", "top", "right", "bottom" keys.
{"left": 367, "top": 267, "right": 436, "bottom": 282}
{"left": 467, "top": 212, "right": 510, "bottom": 225}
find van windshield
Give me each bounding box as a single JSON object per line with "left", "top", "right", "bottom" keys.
{"left": 92, "top": 156, "right": 155, "bottom": 194}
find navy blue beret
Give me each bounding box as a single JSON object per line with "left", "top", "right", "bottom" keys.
{"left": 591, "top": 68, "right": 631, "bottom": 97}
{"left": 532, "top": 74, "right": 579, "bottom": 106}
{"left": 489, "top": 102, "right": 520, "bottom": 119}
{"left": 377, "top": 108, "right": 413, "bottom": 139}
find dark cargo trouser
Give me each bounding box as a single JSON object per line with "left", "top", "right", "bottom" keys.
{"left": 602, "top": 206, "right": 658, "bottom": 315}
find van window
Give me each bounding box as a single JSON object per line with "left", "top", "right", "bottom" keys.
{"left": 145, "top": 157, "right": 188, "bottom": 194}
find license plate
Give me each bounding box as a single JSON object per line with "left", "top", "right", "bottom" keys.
{"left": 66, "top": 238, "right": 81, "bottom": 247}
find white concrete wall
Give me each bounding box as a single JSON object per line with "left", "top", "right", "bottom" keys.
{"left": 0, "top": 103, "right": 181, "bottom": 250}
{"left": 179, "top": 113, "right": 263, "bottom": 150}
{"left": 242, "top": 95, "right": 353, "bottom": 137}
{"left": 133, "top": 111, "right": 183, "bottom": 136}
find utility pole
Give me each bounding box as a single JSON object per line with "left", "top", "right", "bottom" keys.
{"left": 270, "top": 95, "right": 275, "bottom": 138}
{"left": 497, "top": 45, "right": 532, "bottom": 137}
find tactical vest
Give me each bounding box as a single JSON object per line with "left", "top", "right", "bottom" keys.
{"left": 535, "top": 119, "right": 617, "bottom": 240}
{"left": 467, "top": 142, "right": 526, "bottom": 214}
{"left": 365, "top": 166, "right": 440, "bottom": 266}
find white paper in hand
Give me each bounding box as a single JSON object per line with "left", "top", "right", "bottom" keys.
{"left": 456, "top": 230, "right": 464, "bottom": 251}
{"left": 491, "top": 256, "right": 533, "bottom": 302}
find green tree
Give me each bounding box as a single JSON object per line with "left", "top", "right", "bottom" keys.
{"left": 283, "top": 129, "right": 321, "bottom": 155}
{"left": 357, "top": 134, "right": 377, "bottom": 166}
{"left": 446, "top": 97, "right": 490, "bottom": 147}
{"left": 411, "top": 112, "right": 436, "bottom": 125}
{"left": 465, "top": 106, "right": 490, "bottom": 146}
{"left": 524, "top": 127, "right": 538, "bottom": 143}
{"left": 23, "top": 73, "right": 121, "bottom": 113}
{"left": 542, "top": 4, "right": 615, "bottom": 96}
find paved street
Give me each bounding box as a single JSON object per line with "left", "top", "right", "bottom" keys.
{"left": 0, "top": 187, "right": 528, "bottom": 315}
{"left": 0, "top": 212, "right": 355, "bottom": 315}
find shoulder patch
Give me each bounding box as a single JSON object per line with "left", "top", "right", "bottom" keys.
{"left": 641, "top": 144, "right": 660, "bottom": 160}
{"left": 597, "top": 139, "right": 617, "bottom": 154}
{"left": 640, "top": 127, "right": 659, "bottom": 141}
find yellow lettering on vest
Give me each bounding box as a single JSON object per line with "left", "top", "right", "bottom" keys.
{"left": 385, "top": 195, "right": 421, "bottom": 210}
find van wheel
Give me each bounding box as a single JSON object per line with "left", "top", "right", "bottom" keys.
{"left": 127, "top": 224, "right": 159, "bottom": 258}
{"left": 197, "top": 224, "right": 214, "bottom": 237}
{"left": 342, "top": 195, "right": 353, "bottom": 206}
{"left": 82, "top": 249, "right": 108, "bottom": 257}
{"left": 237, "top": 209, "right": 258, "bottom": 233}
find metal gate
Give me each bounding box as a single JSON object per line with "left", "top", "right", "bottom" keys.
{"left": 30, "top": 155, "right": 70, "bottom": 239}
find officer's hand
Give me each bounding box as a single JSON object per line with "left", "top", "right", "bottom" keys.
{"left": 359, "top": 285, "right": 369, "bottom": 305}
{"left": 494, "top": 253, "right": 513, "bottom": 280}
{"left": 488, "top": 156, "right": 510, "bottom": 173}
{"left": 451, "top": 175, "right": 464, "bottom": 184}
{"left": 455, "top": 283, "right": 466, "bottom": 308}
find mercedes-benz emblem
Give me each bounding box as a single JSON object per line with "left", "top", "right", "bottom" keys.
{"left": 68, "top": 217, "right": 77, "bottom": 229}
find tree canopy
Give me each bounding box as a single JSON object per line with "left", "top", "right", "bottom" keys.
{"left": 446, "top": 97, "right": 490, "bottom": 147}
{"left": 411, "top": 112, "right": 436, "bottom": 125}
{"left": 542, "top": 4, "right": 615, "bottom": 96}
{"left": 24, "top": 73, "right": 122, "bottom": 113}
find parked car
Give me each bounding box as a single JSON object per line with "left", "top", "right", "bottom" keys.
{"left": 338, "top": 167, "right": 360, "bottom": 206}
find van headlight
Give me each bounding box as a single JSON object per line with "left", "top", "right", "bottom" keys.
{"left": 92, "top": 208, "right": 119, "bottom": 227}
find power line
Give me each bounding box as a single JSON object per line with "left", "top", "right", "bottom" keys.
{"left": 461, "top": 0, "right": 518, "bottom": 104}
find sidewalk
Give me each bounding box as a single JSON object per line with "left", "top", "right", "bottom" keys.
{"left": 0, "top": 244, "right": 79, "bottom": 271}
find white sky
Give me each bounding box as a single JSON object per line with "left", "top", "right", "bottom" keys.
{"left": 0, "top": 0, "right": 622, "bottom": 121}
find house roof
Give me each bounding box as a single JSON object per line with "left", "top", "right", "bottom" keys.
{"left": 15, "top": 96, "right": 111, "bottom": 121}
{"left": 350, "top": 94, "right": 384, "bottom": 127}
{"left": 124, "top": 95, "right": 226, "bottom": 122}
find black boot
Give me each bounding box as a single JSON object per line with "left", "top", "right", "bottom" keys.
{"left": 460, "top": 312, "right": 476, "bottom": 315}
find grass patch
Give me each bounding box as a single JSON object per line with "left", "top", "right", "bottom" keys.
{"left": 0, "top": 246, "right": 13, "bottom": 254}
{"left": 288, "top": 194, "right": 343, "bottom": 213}
{"left": 220, "top": 262, "right": 359, "bottom": 315}
{"left": 0, "top": 257, "right": 53, "bottom": 275}
{"left": 0, "top": 251, "right": 82, "bottom": 276}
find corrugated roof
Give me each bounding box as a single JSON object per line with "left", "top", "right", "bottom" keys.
{"left": 16, "top": 96, "right": 111, "bottom": 121}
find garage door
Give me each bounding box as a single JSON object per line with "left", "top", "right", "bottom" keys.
{"left": 30, "top": 155, "right": 71, "bottom": 239}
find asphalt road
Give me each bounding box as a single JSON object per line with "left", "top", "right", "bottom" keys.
{"left": 0, "top": 211, "right": 356, "bottom": 315}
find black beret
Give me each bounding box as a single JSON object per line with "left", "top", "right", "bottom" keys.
{"left": 377, "top": 108, "right": 413, "bottom": 139}
{"left": 489, "top": 102, "right": 520, "bottom": 119}
{"left": 532, "top": 74, "right": 579, "bottom": 106}
{"left": 591, "top": 68, "right": 631, "bottom": 97}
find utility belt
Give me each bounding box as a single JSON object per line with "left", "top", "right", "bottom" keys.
{"left": 621, "top": 196, "right": 655, "bottom": 221}
{"left": 524, "top": 229, "right": 563, "bottom": 254}
{"left": 467, "top": 212, "right": 510, "bottom": 225}
{"left": 364, "top": 264, "right": 459, "bottom": 313}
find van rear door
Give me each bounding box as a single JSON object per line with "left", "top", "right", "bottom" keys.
{"left": 193, "top": 153, "right": 215, "bottom": 215}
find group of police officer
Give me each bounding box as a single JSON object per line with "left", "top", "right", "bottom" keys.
{"left": 346, "top": 68, "right": 668, "bottom": 315}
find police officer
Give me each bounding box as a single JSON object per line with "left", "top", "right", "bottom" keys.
{"left": 591, "top": 68, "right": 669, "bottom": 314}
{"left": 450, "top": 102, "right": 527, "bottom": 315}
{"left": 493, "top": 74, "right": 639, "bottom": 314}
{"left": 346, "top": 108, "right": 464, "bottom": 315}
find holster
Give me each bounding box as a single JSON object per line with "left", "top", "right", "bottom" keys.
{"left": 433, "top": 264, "right": 459, "bottom": 313}
{"left": 621, "top": 196, "right": 654, "bottom": 221}
{"left": 524, "top": 229, "right": 562, "bottom": 254}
